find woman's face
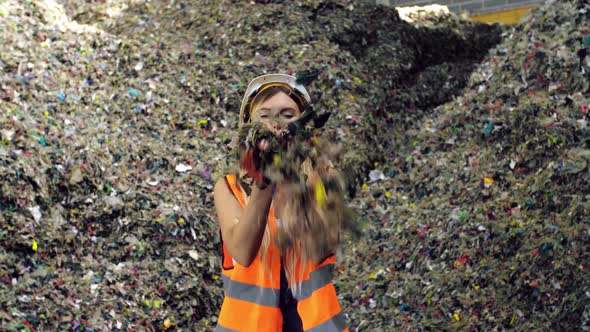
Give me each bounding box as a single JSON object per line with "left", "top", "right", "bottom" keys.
{"left": 251, "top": 91, "right": 301, "bottom": 133}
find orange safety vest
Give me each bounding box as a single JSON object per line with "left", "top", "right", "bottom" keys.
{"left": 216, "top": 174, "right": 348, "bottom": 332}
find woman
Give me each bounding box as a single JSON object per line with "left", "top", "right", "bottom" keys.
{"left": 213, "top": 74, "right": 348, "bottom": 332}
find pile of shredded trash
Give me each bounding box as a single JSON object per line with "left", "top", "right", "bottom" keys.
{"left": 341, "top": 0, "right": 590, "bottom": 330}
{"left": 3, "top": 0, "right": 587, "bottom": 331}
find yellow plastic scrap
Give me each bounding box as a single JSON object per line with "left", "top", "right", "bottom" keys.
{"left": 453, "top": 312, "right": 461, "bottom": 321}
{"left": 315, "top": 179, "right": 327, "bottom": 208}
{"left": 32, "top": 239, "right": 38, "bottom": 251}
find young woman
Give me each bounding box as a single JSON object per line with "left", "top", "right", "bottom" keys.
{"left": 213, "top": 74, "right": 348, "bottom": 332}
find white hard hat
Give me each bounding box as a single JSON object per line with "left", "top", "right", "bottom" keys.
{"left": 238, "top": 74, "right": 312, "bottom": 125}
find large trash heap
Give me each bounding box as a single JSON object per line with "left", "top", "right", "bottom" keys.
{"left": 0, "top": 0, "right": 588, "bottom": 330}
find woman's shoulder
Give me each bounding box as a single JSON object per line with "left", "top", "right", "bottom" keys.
{"left": 217, "top": 173, "right": 241, "bottom": 183}
{"left": 214, "top": 175, "right": 236, "bottom": 208}
{"left": 214, "top": 173, "right": 240, "bottom": 193}
{"left": 214, "top": 174, "right": 230, "bottom": 189}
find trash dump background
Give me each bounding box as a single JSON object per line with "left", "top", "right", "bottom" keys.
{"left": 0, "top": 0, "right": 589, "bottom": 331}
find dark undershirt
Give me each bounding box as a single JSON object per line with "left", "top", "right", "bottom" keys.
{"left": 280, "top": 263, "right": 303, "bottom": 332}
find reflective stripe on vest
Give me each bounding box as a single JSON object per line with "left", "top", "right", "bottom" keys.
{"left": 214, "top": 323, "right": 238, "bottom": 332}
{"left": 292, "top": 262, "right": 335, "bottom": 301}
{"left": 221, "top": 274, "right": 280, "bottom": 307}
{"left": 307, "top": 311, "right": 347, "bottom": 332}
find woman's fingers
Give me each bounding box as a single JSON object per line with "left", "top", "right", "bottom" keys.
{"left": 258, "top": 139, "right": 269, "bottom": 151}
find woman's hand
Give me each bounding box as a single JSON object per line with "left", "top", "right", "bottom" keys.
{"left": 240, "top": 139, "right": 272, "bottom": 188}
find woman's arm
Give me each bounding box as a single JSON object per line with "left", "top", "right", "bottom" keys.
{"left": 214, "top": 178, "right": 273, "bottom": 267}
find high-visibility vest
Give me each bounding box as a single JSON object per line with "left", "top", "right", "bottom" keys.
{"left": 216, "top": 174, "right": 348, "bottom": 332}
